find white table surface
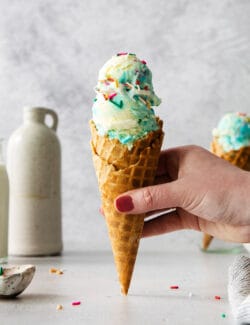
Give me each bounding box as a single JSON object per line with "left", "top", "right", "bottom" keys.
{"left": 1, "top": 246, "right": 248, "bottom": 325}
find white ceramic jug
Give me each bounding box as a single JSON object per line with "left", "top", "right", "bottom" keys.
{"left": 8, "top": 107, "right": 62, "bottom": 256}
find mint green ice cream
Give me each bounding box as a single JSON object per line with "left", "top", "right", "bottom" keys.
{"left": 212, "top": 112, "right": 250, "bottom": 152}
{"left": 92, "top": 53, "right": 161, "bottom": 149}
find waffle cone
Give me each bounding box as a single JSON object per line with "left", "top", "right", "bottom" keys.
{"left": 90, "top": 119, "right": 164, "bottom": 294}
{"left": 211, "top": 140, "right": 250, "bottom": 171}
{"left": 202, "top": 140, "right": 250, "bottom": 250}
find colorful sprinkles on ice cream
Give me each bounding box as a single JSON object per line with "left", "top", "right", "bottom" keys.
{"left": 92, "top": 53, "right": 161, "bottom": 149}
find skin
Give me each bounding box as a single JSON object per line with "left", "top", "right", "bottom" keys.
{"left": 114, "top": 145, "right": 250, "bottom": 243}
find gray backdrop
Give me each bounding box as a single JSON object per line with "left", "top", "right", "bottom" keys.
{"left": 0, "top": 0, "right": 249, "bottom": 252}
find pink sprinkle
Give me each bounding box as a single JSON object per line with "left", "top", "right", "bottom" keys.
{"left": 236, "top": 112, "right": 246, "bottom": 116}
{"left": 141, "top": 60, "right": 147, "bottom": 65}
{"left": 108, "top": 93, "right": 117, "bottom": 100}
{"left": 170, "top": 285, "right": 179, "bottom": 289}
{"left": 72, "top": 301, "right": 81, "bottom": 306}
{"left": 214, "top": 295, "right": 221, "bottom": 300}
{"left": 117, "top": 52, "right": 128, "bottom": 56}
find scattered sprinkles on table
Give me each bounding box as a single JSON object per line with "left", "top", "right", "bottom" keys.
{"left": 49, "top": 267, "right": 63, "bottom": 275}
{"left": 72, "top": 301, "right": 81, "bottom": 306}
{"left": 0, "top": 266, "right": 3, "bottom": 276}
{"left": 170, "top": 285, "right": 179, "bottom": 290}
{"left": 214, "top": 295, "right": 221, "bottom": 300}
{"left": 56, "top": 304, "right": 63, "bottom": 310}
{"left": 92, "top": 53, "right": 161, "bottom": 149}
{"left": 221, "top": 313, "right": 226, "bottom": 318}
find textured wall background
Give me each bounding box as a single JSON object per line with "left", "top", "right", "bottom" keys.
{"left": 0, "top": 0, "right": 249, "bottom": 252}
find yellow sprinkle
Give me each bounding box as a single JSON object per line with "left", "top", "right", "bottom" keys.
{"left": 146, "top": 101, "right": 151, "bottom": 109}
{"left": 50, "top": 268, "right": 58, "bottom": 273}
{"left": 56, "top": 304, "right": 63, "bottom": 310}
{"left": 56, "top": 270, "right": 63, "bottom": 275}
{"left": 115, "top": 79, "right": 119, "bottom": 88}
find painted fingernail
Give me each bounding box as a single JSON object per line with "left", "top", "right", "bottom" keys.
{"left": 115, "top": 195, "right": 134, "bottom": 212}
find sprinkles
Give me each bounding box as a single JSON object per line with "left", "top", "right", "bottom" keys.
{"left": 138, "top": 97, "right": 147, "bottom": 105}
{"left": 72, "top": 301, "right": 81, "bottom": 306}
{"left": 141, "top": 60, "right": 147, "bottom": 65}
{"left": 236, "top": 112, "right": 246, "bottom": 116}
{"left": 56, "top": 304, "right": 63, "bottom": 310}
{"left": 214, "top": 295, "right": 221, "bottom": 300}
{"left": 124, "top": 82, "right": 133, "bottom": 89}
{"left": 117, "top": 52, "right": 128, "bottom": 56}
{"left": 110, "top": 96, "right": 123, "bottom": 108}
{"left": 0, "top": 266, "right": 3, "bottom": 276}
{"left": 50, "top": 267, "right": 63, "bottom": 275}
{"left": 221, "top": 313, "right": 226, "bottom": 318}
{"left": 108, "top": 93, "right": 117, "bottom": 100}
{"left": 170, "top": 285, "right": 179, "bottom": 290}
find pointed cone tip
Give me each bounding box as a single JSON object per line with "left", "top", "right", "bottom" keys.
{"left": 121, "top": 285, "right": 129, "bottom": 296}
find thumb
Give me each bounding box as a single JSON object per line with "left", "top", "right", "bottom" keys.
{"left": 115, "top": 181, "right": 185, "bottom": 214}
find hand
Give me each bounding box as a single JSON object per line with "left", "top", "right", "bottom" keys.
{"left": 114, "top": 145, "right": 250, "bottom": 243}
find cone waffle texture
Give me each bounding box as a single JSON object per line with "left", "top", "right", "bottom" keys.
{"left": 211, "top": 140, "right": 250, "bottom": 171}
{"left": 90, "top": 119, "right": 164, "bottom": 294}
{"left": 202, "top": 140, "right": 250, "bottom": 250}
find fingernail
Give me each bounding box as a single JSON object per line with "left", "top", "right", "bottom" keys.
{"left": 115, "top": 195, "right": 134, "bottom": 212}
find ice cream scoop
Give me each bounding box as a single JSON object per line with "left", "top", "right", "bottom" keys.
{"left": 92, "top": 52, "right": 161, "bottom": 149}
{"left": 212, "top": 112, "right": 250, "bottom": 153}
{"left": 0, "top": 265, "right": 35, "bottom": 298}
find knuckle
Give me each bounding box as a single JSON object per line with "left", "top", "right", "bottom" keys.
{"left": 142, "top": 187, "right": 154, "bottom": 210}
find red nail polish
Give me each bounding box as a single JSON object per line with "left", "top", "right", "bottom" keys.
{"left": 115, "top": 195, "right": 134, "bottom": 212}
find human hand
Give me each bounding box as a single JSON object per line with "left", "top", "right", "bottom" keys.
{"left": 114, "top": 145, "right": 250, "bottom": 243}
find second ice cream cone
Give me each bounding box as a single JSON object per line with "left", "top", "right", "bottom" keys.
{"left": 202, "top": 113, "right": 250, "bottom": 250}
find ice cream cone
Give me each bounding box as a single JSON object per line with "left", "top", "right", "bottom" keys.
{"left": 202, "top": 138, "right": 250, "bottom": 250}
{"left": 90, "top": 119, "right": 163, "bottom": 294}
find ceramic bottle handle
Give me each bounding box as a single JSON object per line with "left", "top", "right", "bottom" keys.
{"left": 44, "top": 109, "right": 58, "bottom": 131}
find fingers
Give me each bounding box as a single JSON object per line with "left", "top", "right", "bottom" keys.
{"left": 142, "top": 210, "right": 184, "bottom": 237}
{"left": 156, "top": 149, "right": 179, "bottom": 180}
{"left": 115, "top": 181, "right": 184, "bottom": 214}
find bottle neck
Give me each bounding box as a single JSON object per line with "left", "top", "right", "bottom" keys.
{"left": 23, "top": 107, "right": 46, "bottom": 124}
